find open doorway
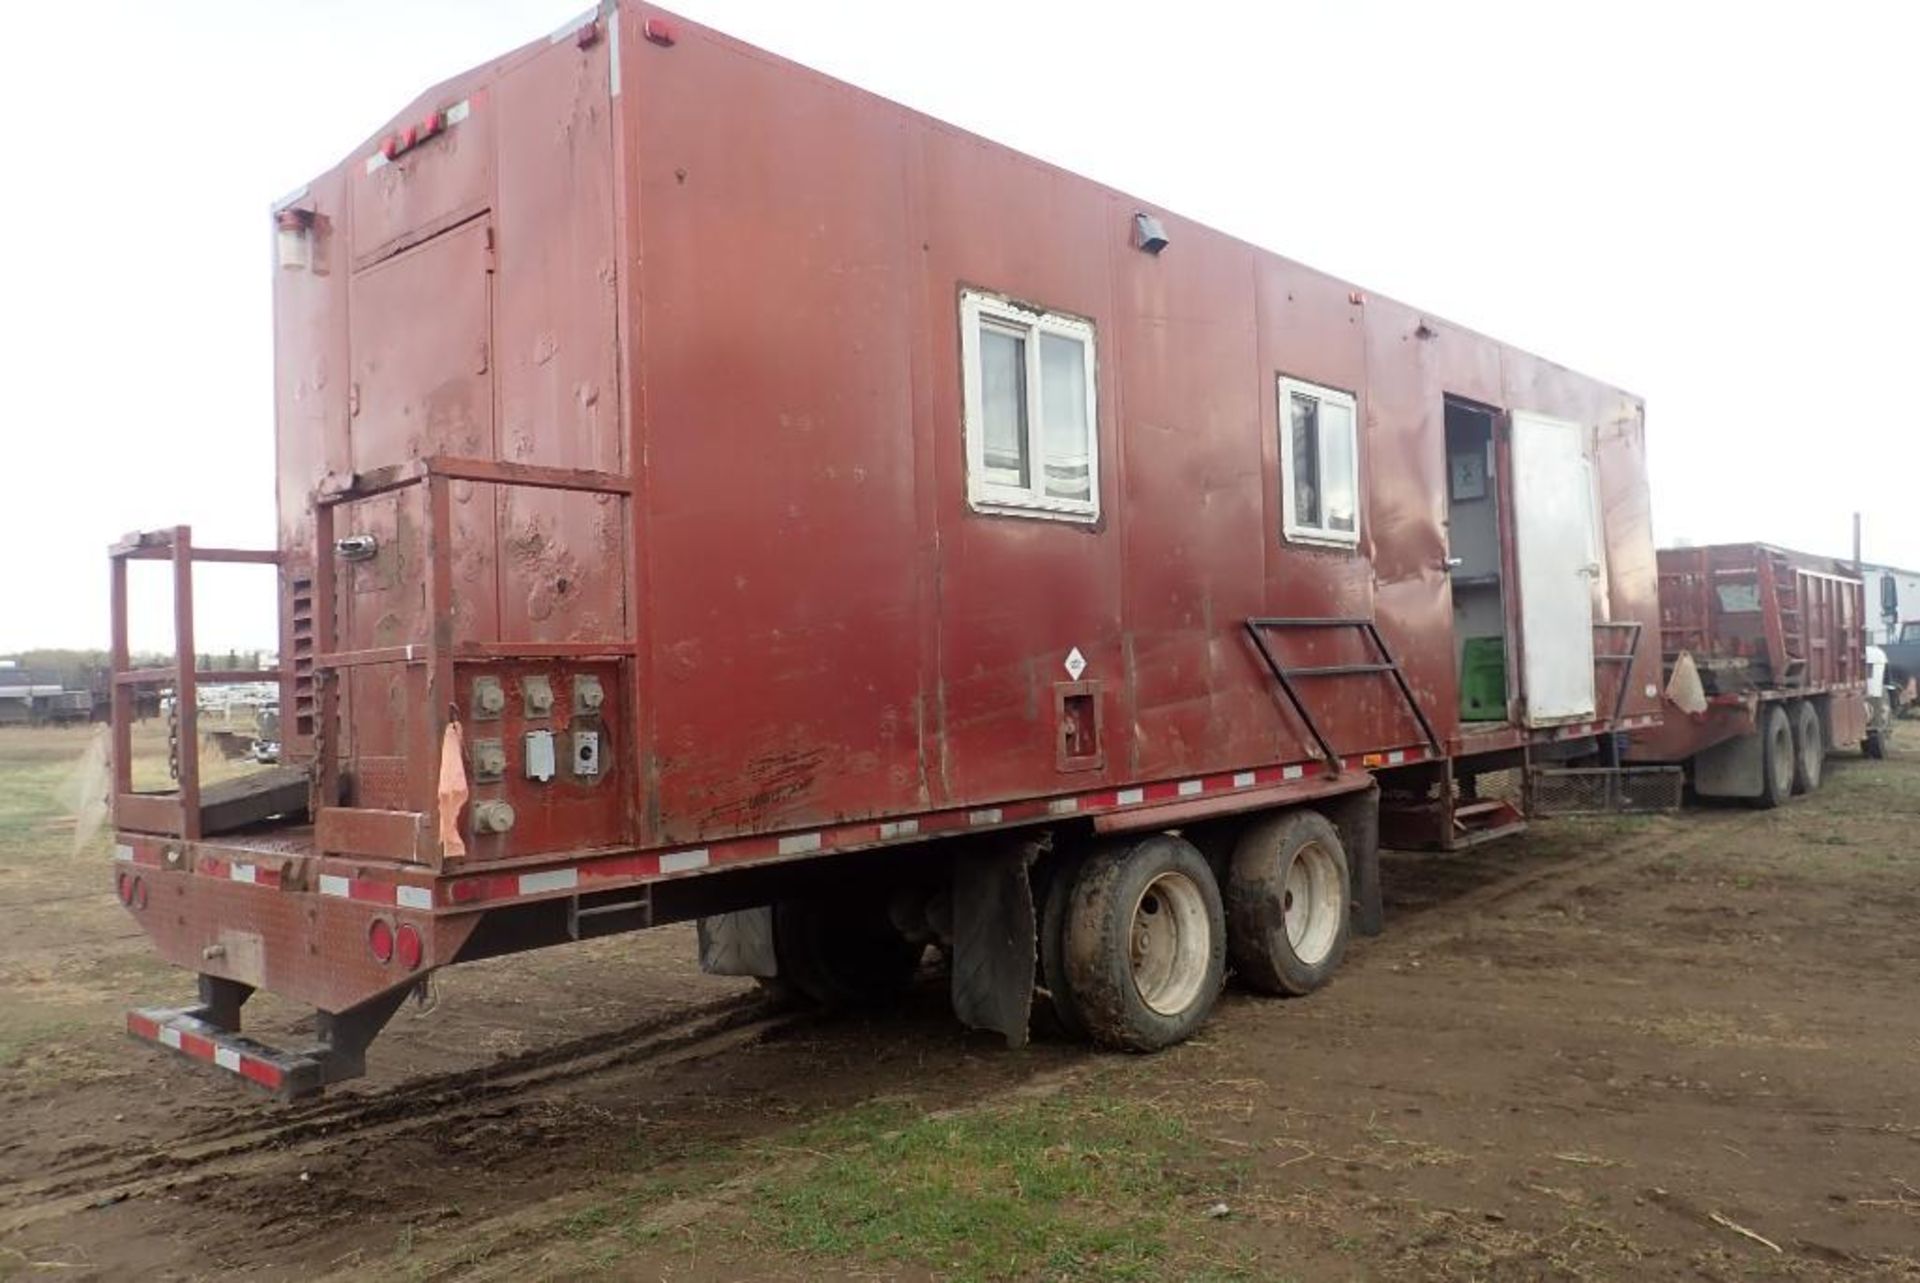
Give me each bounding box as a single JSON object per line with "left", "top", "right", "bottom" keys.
{"left": 1444, "top": 398, "right": 1509, "bottom": 723}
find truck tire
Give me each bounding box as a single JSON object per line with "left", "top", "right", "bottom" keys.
{"left": 1225, "top": 809, "right": 1351, "bottom": 996}
{"left": 772, "top": 897, "right": 924, "bottom": 1008}
{"left": 1751, "top": 704, "right": 1793, "bottom": 809}
{"left": 1038, "top": 859, "right": 1089, "bottom": 1039}
{"left": 1061, "top": 834, "right": 1224, "bottom": 1052}
{"left": 1790, "top": 701, "right": 1824, "bottom": 794}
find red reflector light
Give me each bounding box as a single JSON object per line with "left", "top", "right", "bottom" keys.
{"left": 643, "top": 16, "right": 675, "bottom": 45}
{"left": 116, "top": 871, "right": 131, "bottom": 905}
{"left": 396, "top": 923, "right": 424, "bottom": 971}
{"left": 368, "top": 918, "right": 395, "bottom": 964}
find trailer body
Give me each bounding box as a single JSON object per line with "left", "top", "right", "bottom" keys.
{"left": 1626, "top": 543, "right": 1870, "bottom": 798}
{"left": 109, "top": 3, "right": 1662, "bottom": 1092}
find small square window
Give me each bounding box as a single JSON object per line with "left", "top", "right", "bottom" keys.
{"left": 961, "top": 290, "right": 1099, "bottom": 521}
{"left": 1278, "top": 376, "right": 1360, "bottom": 546}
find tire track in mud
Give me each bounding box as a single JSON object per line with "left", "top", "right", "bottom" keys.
{"left": 1378, "top": 807, "right": 1741, "bottom": 940}
{"left": 0, "top": 992, "right": 803, "bottom": 1234}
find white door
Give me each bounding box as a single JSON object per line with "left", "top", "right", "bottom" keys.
{"left": 1510, "top": 411, "right": 1597, "bottom": 724}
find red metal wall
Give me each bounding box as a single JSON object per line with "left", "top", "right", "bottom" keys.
{"left": 272, "top": 4, "right": 1660, "bottom": 860}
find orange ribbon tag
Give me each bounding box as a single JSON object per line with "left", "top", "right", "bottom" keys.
{"left": 437, "top": 722, "right": 470, "bottom": 857}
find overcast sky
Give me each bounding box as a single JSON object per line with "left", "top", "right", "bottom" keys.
{"left": 1, "top": 1, "right": 1915, "bottom": 653}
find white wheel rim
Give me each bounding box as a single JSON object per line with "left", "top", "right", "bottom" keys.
{"left": 1772, "top": 720, "right": 1793, "bottom": 791}
{"left": 1282, "top": 841, "right": 1342, "bottom": 967}
{"left": 1128, "top": 871, "right": 1210, "bottom": 1016}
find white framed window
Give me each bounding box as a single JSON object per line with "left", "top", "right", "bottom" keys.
{"left": 1278, "top": 376, "right": 1360, "bottom": 547}
{"left": 960, "top": 289, "right": 1099, "bottom": 522}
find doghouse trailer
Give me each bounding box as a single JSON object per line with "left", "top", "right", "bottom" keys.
{"left": 1626, "top": 543, "right": 1872, "bottom": 801}
{"left": 109, "top": 3, "right": 1663, "bottom": 1095}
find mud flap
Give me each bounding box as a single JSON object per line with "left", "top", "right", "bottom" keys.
{"left": 950, "top": 844, "right": 1036, "bottom": 1049}
{"left": 1326, "top": 783, "right": 1383, "bottom": 937}
{"left": 696, "top": 908, "right": 779, "bottom": 978}
{"left": 1692, "top": 730, "right": 1763, "bottom": 798}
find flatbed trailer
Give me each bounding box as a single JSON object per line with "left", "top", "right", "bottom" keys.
{"left": 109, "top": 2, "right": 1663, "bottom": 1095}
{"left": 1626, "top": 543, "right": 1872, "bottom": 803}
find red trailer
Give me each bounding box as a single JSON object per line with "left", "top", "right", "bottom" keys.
{"left": 108, "top": 3, "right": 1663, "bottom": 1094}
{"left": 1626, "top": 544, "right": 1872, "bottom": 802}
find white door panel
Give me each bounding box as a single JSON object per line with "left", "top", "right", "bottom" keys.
{"left": 1510, "top": 411, "right": 1597, "bottom": 724}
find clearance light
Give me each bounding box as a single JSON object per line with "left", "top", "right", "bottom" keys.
{"left": 644, "top": 16, "right": 675, "bottom": 45}
{"left": 371, "top": 103, "right": 464, "bottom": 171}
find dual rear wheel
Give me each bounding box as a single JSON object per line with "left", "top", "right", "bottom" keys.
{"left": 1041, "top": 810, "right": 1352, "bottom": 1051}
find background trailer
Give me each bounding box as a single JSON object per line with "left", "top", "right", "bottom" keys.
{"left": 111, "top": 2, "right": 1661, "bottom": 1093}
{"left": 1628, "top": 542, "right": 1874, "bottom": 799}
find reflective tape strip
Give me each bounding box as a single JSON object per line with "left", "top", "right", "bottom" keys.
{"left": 519, "top": 868, "right": 579, "bottom": 896}
{"left": 1177, "top": 780, "right": 1203, "bottom": 797}
{"left": 1116, "top": 788, "right": 1144, "bottom": 805}
{"left": 159, "top": 1026, "right": 183, "bottom": 1050}
{"left": 967, "top": 808, "right": 1002, "bottom": 826}
{"left": 1282, "top": 765, "right": 1304, "bottom": 781}
{"left": 214, "top": 1046, "right": 242, "bottom": 1072}
{"left": 777, "top": 833, "right": 821, "bottom": 856}
{"left": 231, "top": 863, "right": 257, "bottom": 884}
{"left": 1047, "top": 798, "right": 1079, "bottom": 815}
{"left": 879, "top": 819, "right": 919, "bottom": 839}
{"left": 660, "top": 849, "right": 710, "bottom": 874}
{"left": 114, "top": 843, "right": 134, "bottom": 862}
{"left": 1232, "top": 772, "right": 1256, "bottom": 788}
{"left": 395, "top": 884, "right": 434, "bottom": 911}
{"left": 318, "top": 874, "right": 351, "bottom": 898}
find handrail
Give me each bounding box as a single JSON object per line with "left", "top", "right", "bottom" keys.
{"left": 108, "top": 526, "right": 283, "bottom": 841}
{"left": 315, "top": 455, "right": 632, "bottom": 506}
{"left": 1244, "top": 617, "right": 1443, "bottom": 773}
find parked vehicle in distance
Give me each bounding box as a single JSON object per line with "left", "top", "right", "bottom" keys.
{"left": 1880, "top": 620, "right": 1920, "bottom": 716}
{"left": 1626, "top": 544, "right": 1873, "bottom": 800}
{"left": 1864, "top": 645, "right": 1893, "bottom": 757}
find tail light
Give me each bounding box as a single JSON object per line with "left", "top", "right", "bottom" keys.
{"left": 396, "top": 923, "right": 424, "bottom": 971}
{"left": 368, "top": 918, "right": 395, "bottom": 965}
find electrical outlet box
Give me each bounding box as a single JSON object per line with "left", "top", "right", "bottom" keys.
{"left": 573, "top": 675, "right": 604, "bottom": 714}
{"left": 524, "top": 729, "right": 556, "bottom": 782}
{"left": 523, "top": 675, "right": 555, "bottom": 718}
{"left": 572, "top": 729, "right": 601, "bottom": 778}
{"left": 471, "top": 738, "right": 507, "bottom": 783}
{"left": 471, "top": 676, "right": 506, "bottom": 720}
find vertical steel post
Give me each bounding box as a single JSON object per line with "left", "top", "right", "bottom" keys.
{"left": 423, "top": 473, "right": 457, "bottom": 866}
{"left": 109, "top": 552, "right": 133, "bottom": 805}
{"left": 313, "top": 500, "right": 340, "bottom": 820}
{"left": 173, "top": 526, "right": 202, "bottom": 841}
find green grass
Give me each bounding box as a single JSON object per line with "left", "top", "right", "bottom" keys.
{"left": 532, "top": 1089, "right": 1253, "bottom": 1283}
{"left": 740, "top": 1093, "right": 1207, "bottom": 1282}
{"left": 0, "top": 725, "right": 105, "bottom": 866}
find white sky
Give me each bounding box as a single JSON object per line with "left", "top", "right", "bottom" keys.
{"left": 1, "top": 1, "right": 1915, "bottom": 653}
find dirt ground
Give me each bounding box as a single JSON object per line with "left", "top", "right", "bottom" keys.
{"left": 1, "top": 723, "right": 1917, "bottom": 1281}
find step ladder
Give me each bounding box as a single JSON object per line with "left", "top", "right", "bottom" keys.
{"left": 1451, "top": 796, "right": 1526, "bottom": 847}
{"left": 1762, "top": 548, "right": 1808, "bottom": 685}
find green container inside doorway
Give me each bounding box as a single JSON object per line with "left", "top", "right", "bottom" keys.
{"left": 1460, "top": 636, "right": 1507, "bottom": 721}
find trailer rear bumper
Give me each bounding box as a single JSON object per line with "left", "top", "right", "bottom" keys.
{"left": 127, "top": 1007, "right": 331, "bottom": 1098}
